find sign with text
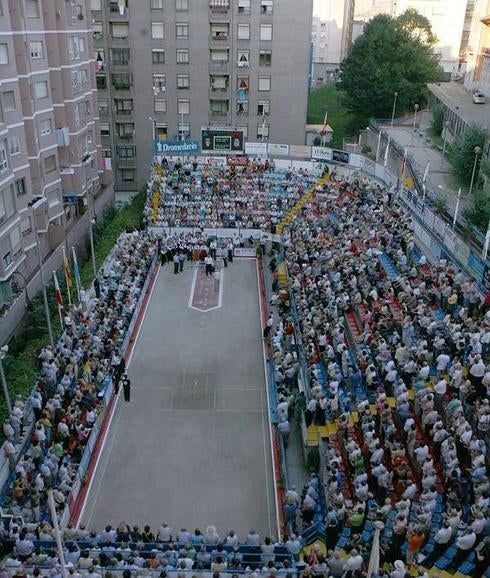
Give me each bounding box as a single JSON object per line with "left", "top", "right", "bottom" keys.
{"left": 268, "top": 143, "right": 290, "bottom": 156}
{"left": 154, "top": 140, "right": 200, "bottom": 155}
{"left": 290, "top": 145, "right": 312, "bottom": 158}
{"left": 245, "top": 142, "right": 268, "bottom": 156}
{"left": 201, "top": 128, "right": 244, "bottom": 154}
{"left": 227, "top": 156, "right": 249, "bottom": 166}
{"left": 311, "top": 146, "right": 333, "bottom": 161}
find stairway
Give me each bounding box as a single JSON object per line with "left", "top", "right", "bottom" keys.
{"left": 276, "top": 174, "right": 330, "bottom": 234}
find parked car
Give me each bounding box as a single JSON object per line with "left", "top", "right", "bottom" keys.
{"left": 472, "top": 91, "right": 486, "bottom": 104}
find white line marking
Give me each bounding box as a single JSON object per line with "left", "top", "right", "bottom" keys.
{"left": 188, "top": 267, "right": 198, "bottom": 309}
{"left": 76, "top": 265, "right": 161, "bottom": 528}
{"left": 256, "top": 261, "right": 278, "bottom": 538}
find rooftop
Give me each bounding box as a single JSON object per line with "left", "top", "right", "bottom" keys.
{"left": 428, "top": 82, "right": 489, "bottom": 128}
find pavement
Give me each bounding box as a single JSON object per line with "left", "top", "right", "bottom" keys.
{"left": 80, "top": 259, "right": 277, "bottom": 539}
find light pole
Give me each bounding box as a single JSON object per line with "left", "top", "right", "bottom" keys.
{"left": 29, "top": 197, "right": 54, "bottom": 348}
{"left": 469, "top": 145, "right": 482, "bottom": 196}
{"left": 441, "top": 120, "right": 450, "bottom": 167}
{"left": 412, "top": 103, "right": 419, "bottom": 131}
{"left": 83, "top": 155, "right": 97, "bottom": 278}
{"left": 0, "top": 345, "right": 12, "bottom": 415}
{"left": 390, "top": 91, "right": 398, "bottom": 128}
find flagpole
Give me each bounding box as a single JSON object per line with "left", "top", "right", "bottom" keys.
{"left": 62, "top": 246, "right": 72, "bottom": 306}
{"left": 399, "top": 147, "right": 407, "bottom": 194}
{"left": 452, "top": 187, "right": 461, "bottom": 228}
{"left": 375, "top": 131, "right": 381, "bottom": 162}
{"left": 383, "top": 136, "right": 390, "bottom": 167}
{"left": 422, "top": 161, "right": 430, "bottom": 184}
{"left": 53, "top": 271, "right": 64, "bottom": 327}
{"left": 482, "top": 219, "right": 490, "bottom": 261}
{"left": 71, "top": 247, "right": 81, "bottom": 303}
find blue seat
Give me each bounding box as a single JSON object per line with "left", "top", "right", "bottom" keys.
{"left": 458, "top": 562, "right": 474, "bottom": 575}
{"left": 434, "top": 556, "right": 451, "bottom": 569}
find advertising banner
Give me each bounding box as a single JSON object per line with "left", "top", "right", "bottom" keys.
{"left": 227, "top": 156, "right": 249, "bottom": 166}
{"left": 201, "top": 128, "right": 244, "bottom": 154}
{"left": 245, "top": 142, "right": 268, "bottom": 156}
{"left": 268, "top": 143, "right": 290, "bottom": 156}
{"left": 311, "top": 146, "right": 333, "bottom": 161}
{"left": 332, "top": 149, "right": 350, "bottom": 164}
{"left": 289, "top": 145, "right": 311, "bottom": 158}
{"left": 153, "top": 140, "right": 200, "bottom": 155}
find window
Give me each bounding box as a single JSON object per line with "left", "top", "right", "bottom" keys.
{"left": 25, "top": 0, "right": 40, "bottom": 18}
{"left": 260, "top": 24, "right": 273, "bottom": 41}
{"left": 90, "top": 0, "right": 101, "bottom": 9}
{"left": 237, "top": 76, "right": 249, "bottom": 90}
{"left": 100, "top": 122, "right": 110, "bottom": 136}
{"left": 0, "top": 44, "right": 8, "bottom": 65}
{"left": 96, "top": 74, "right": 107, "bottom": 90}
{"left": 98, "top": 98, "right": 108, "bottom": 115}
{"left": 101, "top": 147, "right": 111, "bottom": 158}
{"left": 117, "top": 145, "right": 136, "bottom": 159}
{"left": 9, "top": 137, "right": 20, "bottom": 156}
{"left": 111, "top": 48, "right": 130, "bottom": 65}
{"left": 15, "top": 178, "right": 26, "bottom": 197}
{"left": 0, "top": 185, "right": 13, "bottom": 223}
{"left": 177, "top": 99, "right": 190, "bottom": 115}
{"left": 2, "top": 91, "right": 15, "bottom": 112}
{"left": 177, "top": 74, "right": 189, "bottom": 89}
{"left": 258, "top": 76, "right": 271, "bottom": 91}
{"left": 34, "top": 80, "right": 48, "bottom": 99}
{"left": 154, "top": 98, "right": 167, "bottom": 113}
{"left": 259, "top": 50, "right": 271, "bottom": 66}
{"left": 10, "top": 228, "right": 21, "bottom": 257}
{"left": 151, "top": 22, "right": 164, "bottom": 39}
{"left": 39, "top": 118, "right": 52, "bottom": 136}
{"left": 210, "top": 49, "right": 228, "bottom": 62}
{"left": 21, "top": 217, "right": 31, "bottom": 235}
{"left": 111, "top": 23, "right": 129, "bottom": 39}
{"left": 3, "top": 251, "right": 11, "bottom": 267}
{"left": 175, "top": 0, "right": 188, "bottom": 10}
{"left": 115, "top": 99, "right": 133, "bottom": 114}
{"left": 155, "top": 123, "right": 167, "bottom": 140}
{"left": 257, "top": 100, "right": 270, "bottom": 116}
{"left": 121, "top": 169, "right": 135, "bottom": 182}
{"left": 109, "top": 0, "right": 126, "bottom": 12}
{"left": 210, "top": 75, "right": 229, "bottom": 90}
{"left": 152, "top": 49, "right": 165, "bottom": 64}
{"left": 210, "top": 23, "right": 229, "bottom": 40}
{"left": 117, "top": 123, "right": 134, "bottom": 138}
{"left": 112, "top": 73, "right": 132, "bottom": 90}
{"left": 150, "top": 0, "right": 163, "bottom": 9}
{"left": 210, "top": 100, "right": 228, "bottom": 116}
{"left": 237, "top": 49, "right": 249, "bottom": 67}
{"left": 153, "top": 73, "right": 166, "bottom": 91}
{"left": 29, "top": 41, "right": 44, "bottom": 59}
{"left": 176, "top": 49, "right": 189, "bottom": 64}
{"left": 257, "top": 122, "right": 269, "bottom": 139}
{"left": 236, "top": 100, "right": 248, "bottom": 115}
{"left": 44, "top": 154, "right": 56, "bottom": 173}
{"left": 176, "top": 23, "right": 189, "bottom": 39}
{"left": 177, "top": 122, "right": 190, "bottom": 139}
{"left": 92, "top": 23, "right": 103, "bottom": 41}
{"left": 261, "top": 0, "right": 273, "bottom": 14}
{"left": 237, "top": 24, "right": 250, "bottom": 40}
{"left": 238, "top": 0, "right": 250, "bottom": 13}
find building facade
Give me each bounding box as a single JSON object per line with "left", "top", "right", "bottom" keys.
{"left": 464, "top": 0, "right": 490, "bottom": 96}
{"left": 0, "top": 0, "right": 107, "bottom": 305}
{"left": 91, "top": 0, "right": 313, "bottom": 193}
{"left": 310, "top": 0, "right": 355, "bottom": 87}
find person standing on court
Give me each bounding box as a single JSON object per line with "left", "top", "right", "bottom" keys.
{"left": 173, "top": 253, "right": 180, "bottom": 274}
{"left": 205, "top": 255, "right": 214, "bottom": 277}
{"left": 179, "top": 251, "right": 185, "bottom": 272}
{"left": 122, "top": 372, "right": 131, "bottom": 402}
{"left": 227, "top": 240, "right": 234, "bottom": 264}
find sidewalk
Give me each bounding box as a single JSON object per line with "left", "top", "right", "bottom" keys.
{"left": 383, "top": 111, "right": 472, "bottom": 216}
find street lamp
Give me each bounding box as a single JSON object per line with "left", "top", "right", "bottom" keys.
{"left": 28, "top": 197, "right": 54, "bottom": 348}
{"left": 412, "top": 103, "right": 419, "bottom": 131}
{"left": 0, "top": 345, "right": 12, "bottom": 415}
{"left": 390, "top": 91, "right": 398, "bottom": 128}
{"left": 441, "top": 120, "right": 450, "bottom": 166}
{"left": 469, "top": 145, "right": 482, "bottom": 196}
{"left": 83, "top": 154, "right": 97, "bottom": 278}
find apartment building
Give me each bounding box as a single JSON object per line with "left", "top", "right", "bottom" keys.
{"left": 310, "top": 0, "right": 355, "bottom": 86}
{"left": 0, "top": 0, "right": 105, "bottom": 304}
{"left": 464, "top": 0, "right": 490, "bottom": 96}
{"left": 91, "top": 0, "right": 313, "bottom": 193}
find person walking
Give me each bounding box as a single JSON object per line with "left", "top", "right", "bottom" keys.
{"left": 122, "top": 372, "right": 131, "bottom": 402}
{"left": 213, "top": 268, "right": 220, "bottom": 292}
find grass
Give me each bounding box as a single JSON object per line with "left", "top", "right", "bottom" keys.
{"left": 307, "top": 84, "right": 355, "bottom": 148}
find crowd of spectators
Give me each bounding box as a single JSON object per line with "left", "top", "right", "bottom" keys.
{"left": 1, "top": 231, "right": 157, "bottom": 528}
{"left": 270, "top": 172, "right": 489, "bottom": 575}
{"left": 145, "top": 159, "right": 320, "bottom": 232}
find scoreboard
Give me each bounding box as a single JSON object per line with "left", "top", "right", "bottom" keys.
{"left": 201, "top": 128, "right": 244, "bottom": 154}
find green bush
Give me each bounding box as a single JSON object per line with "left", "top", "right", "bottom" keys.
{"left": 448, "top": 125, "right": 486, "bottom": 184}
{"left": 430, "top": 105, "right": 444, "bottom": 136}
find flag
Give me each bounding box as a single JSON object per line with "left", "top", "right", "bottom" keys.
{"left": 483, "top": 220, "right": 490, "bottom": 261}
{"left": 72, "top": 246, "right": 82, "bottom": 302}
{"left": 383, "top": 136, "right": 390, "bottom": 167}
{"left": 53, "top": 271, "right": 63, "bottom": 308}
{"left": 422, "top": 161, "right": 430, "bottom": 184}
{"left": 453, "top": 188, "right": 461, "bottom": 228}
{"left": 320, "top": 111, "right": 328, "bottom": 136}
{"left": 63, "top": 247, "right": 72, "bottom": 288}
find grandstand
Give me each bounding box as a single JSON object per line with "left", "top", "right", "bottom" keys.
{"left": 0, "top": 155, "right": 489, "bottom": 578}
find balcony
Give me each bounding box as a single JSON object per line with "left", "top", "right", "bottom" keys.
{"left": 108, "top": 1, "right": 129, "bottom": 20}
{"left": 101, "top": 135, "right": 112, "bottom": 146}
{"left": 116, "top": 157, "right": 136, "bottom": 167}
{"left": 209, "top": 60, "right": 230, "bottom": 72}
{"left": 209, "top": 34, "right": 229, "bottom": 45}
{"left": 209, "top": 0, "right": 230, "bottom": 11}
{"left": 209, "top": 86, "right": 230, "bottom": 98}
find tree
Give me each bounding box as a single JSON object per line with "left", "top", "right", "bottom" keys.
{"left": 448, "top": 125, "right": 486, "bottom": 184}
{"left": 338, "top": 10, "right": 443, "bottom": 125}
